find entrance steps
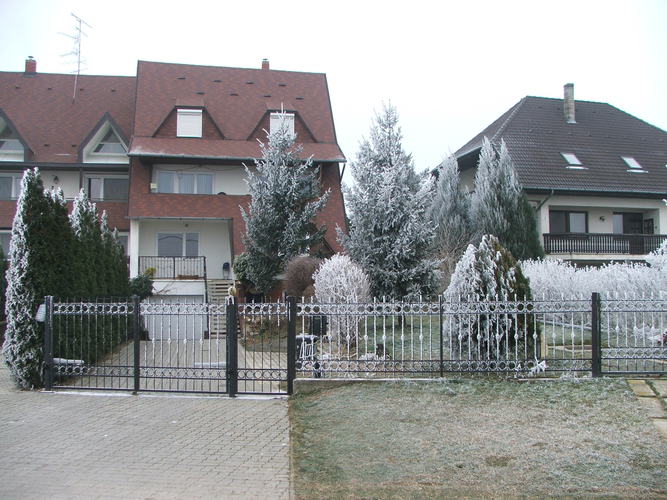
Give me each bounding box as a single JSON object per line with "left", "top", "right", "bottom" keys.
{"left": 206, "top": 279, "right": 235, "bottom": 338}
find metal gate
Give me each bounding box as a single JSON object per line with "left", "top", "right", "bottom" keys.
{"left": 43, "top": 296, "right": 295, "bottom": 395}
{"left": 597, "top": 294, "right": 667, "bottom": 376}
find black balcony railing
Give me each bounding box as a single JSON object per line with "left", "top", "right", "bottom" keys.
{"left": 138, "top": 256, "right": 207, "bottom": 279}
{"left": 543, "top": 233, "right": 667, "bottom": 255}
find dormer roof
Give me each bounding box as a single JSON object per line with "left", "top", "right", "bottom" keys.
{"left": 129, "top": 61, "right": 344, "bottom": 161}
{"left": 0, "top": 71, "right": 135, "bottom": 163}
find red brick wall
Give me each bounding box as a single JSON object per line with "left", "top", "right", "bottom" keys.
{"left": 0, "top": 200, "right": 129, "bottom": 231}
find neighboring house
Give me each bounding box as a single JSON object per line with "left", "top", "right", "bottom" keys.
{"left": 0, "top": 58, "right": 347, "bottom": 308}
{"left": 455, "top": 84, "right": 667, "bottom": 264}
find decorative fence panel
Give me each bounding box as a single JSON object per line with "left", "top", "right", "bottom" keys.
{"left": 295, "top": 297, "right": 594, "bottom": 377}
{"left": 42, "top": 294, "right": 666, "bottom": 394}
{"left": 599, "top": 295, "right": 667, "bottom": 375}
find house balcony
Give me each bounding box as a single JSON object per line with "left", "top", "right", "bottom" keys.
{"left": 543, "top": 233, "right": 667, "bottom": 256}
{"left": 139, "top": 256, "right": 207, "bottom": 280}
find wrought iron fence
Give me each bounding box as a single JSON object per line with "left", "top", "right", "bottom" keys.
{"left": 138, "top": 256, "right": 207, "bottom": 279}
{"left": 42, "top": 294, "right": 666, "bottom": 395}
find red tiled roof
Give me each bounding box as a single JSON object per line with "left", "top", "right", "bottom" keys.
{"left": 0, "top": 71, "right": 136, "bottom": 163}
{"left": 133, "top": 61, "right": 340, "bottom": 146}
{"left": 129, "top": 137, "right": 344, "bottom": 162}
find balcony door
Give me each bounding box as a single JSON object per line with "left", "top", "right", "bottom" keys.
{"left": 613, "top": 213, "right": 643, "bottom": 235}
{"left": 157, "top": 233, "right": 199, "bottom": 257}
{"left": 549, "top": 210, "right": 587, "bottom": 233}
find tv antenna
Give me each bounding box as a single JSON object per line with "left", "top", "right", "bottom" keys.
{"left": 59, "top": 13, "right": 92, "bottom": 102}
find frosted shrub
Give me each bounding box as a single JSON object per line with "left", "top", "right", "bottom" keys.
{"left": 445, "top": 235, "right": 537, "bottom": 361}
{"left": 313, "top": 254, "right": 370, "bottom": 345}
{"left": 520, "top": 257, "right": 667, "bottom": 299}
{"left": 645, "top": 239, "right": 667, "bottom": 272}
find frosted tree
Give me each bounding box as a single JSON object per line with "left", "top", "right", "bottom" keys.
{"left": 70, "top": 189, "right": 104, "bottom": 296}
{"left": 241, "top": 119, "right": 330, "bottom": 294}
{"left": 470, "top": 138, "right": 543, "bottom": 260}
{"left": 429, "top": 154, "right": 472, "bottom": 289}
{"left": 313, "top": 254, "right": 371, "bottom": 344}
{"left": 340, "top": 104, "right": 439, "bottom": 299}
{"left": 3, "top": 169, "right": 48, "bottom": 388}
{"left": 101, "top": 211, "right": 130, "bottom": 297}
{"left": 445, "top": 235, "right": 537, "bottom": 361}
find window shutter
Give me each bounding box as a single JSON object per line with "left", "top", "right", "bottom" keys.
{"left": 177, "top": 109, "right": 203, "bottom": 138}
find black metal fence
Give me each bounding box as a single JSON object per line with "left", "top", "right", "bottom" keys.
{"left": 42, "top": 294, "right": 666, "bottom": 395}
{"left": 138, "top": 256, "right": 207, "bottom": 279}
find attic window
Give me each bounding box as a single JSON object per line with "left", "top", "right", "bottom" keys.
{"left": 561, "top": 152, "right": 586, "bottom": 169}
{"left": 176, "top": 109, "right": 203, "bottom": 138}
{"left": 93, "top": 129, "right": 126, "bottom": 154}
{"left": 622, "top": 156, "right": 647, "bottom": 173}
{"left": 0, "top": 125, "right": 23, "bottom": 152}
{"left": 270, "top": 112, "right": 295, "bottom": 137}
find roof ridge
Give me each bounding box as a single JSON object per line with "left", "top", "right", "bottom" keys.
{"left": 136, "top": 60, "right": 326, "bottom": 76}
{"left": 491, "top": 97, "right": 526, "bottom": 143}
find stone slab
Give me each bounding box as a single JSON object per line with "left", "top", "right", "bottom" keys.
{"left": 627, "top": 379, "right": 656, "bottom": 397}
{"left": 636, "top": 396, "right": 666, "bottom": 418}
{"left": 653, "top": 419, "right": 667, "bottom": 440}
{"left": 651, "top": 379, "right": 667, "bottom": 398}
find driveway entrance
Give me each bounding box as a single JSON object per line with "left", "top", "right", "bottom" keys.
{"left": 0, "top": 366, "right": 289, "bottom": 500}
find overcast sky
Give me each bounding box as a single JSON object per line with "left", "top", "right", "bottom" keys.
{"left": 1, "top": 0, "right": 665, "bottom": 183}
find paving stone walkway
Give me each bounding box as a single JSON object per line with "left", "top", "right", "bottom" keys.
{"left": 0, "top": 366, "right": 290, "bottom": 500}
{"left": 627, "top": 378, "right": 667, "bottom": 439}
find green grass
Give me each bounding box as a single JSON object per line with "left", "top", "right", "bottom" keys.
{"left": 290, "top": 378, "right": 667, "bottom": 499}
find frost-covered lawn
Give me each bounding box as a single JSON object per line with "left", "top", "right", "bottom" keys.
{"left": 290, "top": 379, "right": 667, "bottom": 499}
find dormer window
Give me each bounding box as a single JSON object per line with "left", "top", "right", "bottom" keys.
{"left": 82, "top": 119, "right": 128, "bottom": 164}
{"left": 0, "top": 117, "right": 25, "bottom": 161}
{"left": 270, "top": 111, "right": 295, "bottom": 137}
{"left": 622, "top": 156, "right": 647, "bottom": 173}
{"left": 93, "top": 129, "right": 126, "bottom": 154}
{"left": 561, "top": 152, "right": 586, "bottom": 169}
{"left": 177, "top": 109, "right": 203, "bottom": 138}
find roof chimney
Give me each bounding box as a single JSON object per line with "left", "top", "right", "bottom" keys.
{"left": 261, "top": 58, "right": 270, "bottom": 70}
{"left": 564, "top": 83, "right": 575, "bottom": 124}
{"left": 24, "top": 56, "right": 37, "bottom": 74}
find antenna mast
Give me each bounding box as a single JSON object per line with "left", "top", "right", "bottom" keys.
{"left": 59, "top": 13, "right": 92, "bottom": 102}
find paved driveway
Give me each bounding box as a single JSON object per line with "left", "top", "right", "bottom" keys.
{"left": 0, "top": 366, "right": 290, "bottom": 500}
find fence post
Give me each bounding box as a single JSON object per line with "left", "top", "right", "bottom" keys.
{"left": 591, "top": 292, "right": 602, "bottom": 377}
{"left": 439, "top": 295, "right": 444, "bottom": 378}
{"left": 287, "top": 296, "right": 297, "bottom": 395}
{"left": 226, "top": 297, "right": 238, "bottom": 397}
{"left": 42, "top": 296, "right": 54, "bottom": 391}
{"left": 132, "top": 295, "right": 141, "bottom": 394}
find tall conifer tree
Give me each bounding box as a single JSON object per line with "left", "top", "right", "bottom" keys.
{"left": 340, "top": 104, "right": 438, "bottom": 299}
{"left": 241, "top": 119, "right": 330, "bottom": 294}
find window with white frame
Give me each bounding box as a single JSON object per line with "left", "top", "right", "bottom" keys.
{"left": 92, "top": 128, "right": 127, "bottom": 155}
{"left": 86, "top": 176, "right": 129, "bottom": 200}
{"left": 0, "top": 174, "right": 23, "bottom": 200}
{"left": 0, "top": 124, "right": 22, "bottom": 152}
{"left": 157, "top": 232, "right": 199, "bottom": 257}
{"left": 156, "top": 171, "right": 213, "bottom": 194}
{"left": 176, "top": 109, "right": 203, "bottom": 138}
{"left": 270, "top": 112, "right": 295, "bottom": 137}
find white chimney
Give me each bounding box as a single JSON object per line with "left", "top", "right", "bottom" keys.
{"left": 564, "top": 83, "right": 575, "bottom": 124}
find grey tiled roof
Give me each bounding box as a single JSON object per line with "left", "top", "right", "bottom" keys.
{"left": 455, "top": 96, "right": 667, "bottom": 196}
